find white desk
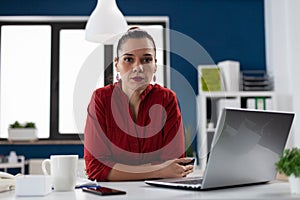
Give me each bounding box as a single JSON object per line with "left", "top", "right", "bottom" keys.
{"left": 0, "top": 180, "right": 299, "bottom": 200}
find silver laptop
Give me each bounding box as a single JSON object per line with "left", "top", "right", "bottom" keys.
{"left": 145, "top": 108, "right": 295, "bottom": 190}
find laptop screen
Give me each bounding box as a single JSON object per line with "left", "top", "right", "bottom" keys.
{"left": 202, "top": 108, "right": 295, "bottom": 189}
{"left": 145, "top": 108, "right": 294, "bottom": 190}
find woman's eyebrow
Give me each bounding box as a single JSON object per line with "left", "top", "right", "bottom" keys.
{"left": 121, "top": 53, "right": 153, "bottom": 57}
{"left": 143, "top": 53, "right": 154, "bottom": 57}
{"left": 121, "top": 53, "right": 134, "bottom": 57}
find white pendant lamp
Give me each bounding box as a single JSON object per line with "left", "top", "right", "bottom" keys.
{"left": 85, "top": 0, "right": 128, "bottom": 44}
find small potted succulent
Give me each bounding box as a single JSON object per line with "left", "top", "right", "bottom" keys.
{"left": 8, "top": 121, "right": 38, "bottom": 141}
{"left": 276, "top": 147, "right": 300, "bottom": 194}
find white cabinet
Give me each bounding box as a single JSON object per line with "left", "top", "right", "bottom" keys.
{"left": 0, "top": 156, "right": 26, "bottom": 174}
{"left": 196, "top": 91, "right": 275, "bottom": 170}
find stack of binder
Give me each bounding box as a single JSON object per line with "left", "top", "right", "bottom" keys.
{"left": 246, "top": 97, "right": 273, "bottom": 110}
{"left": 240, "top": 70, "right": 273, "bottom": 91}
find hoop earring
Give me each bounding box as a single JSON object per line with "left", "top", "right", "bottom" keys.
{"left": 116, "top": 73, "right": 120, "bottom": 81}
{"left": 153, "top": 74, "right": 156, "bottom": 82}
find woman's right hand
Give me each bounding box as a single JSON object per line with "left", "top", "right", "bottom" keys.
{"left": 155, "top": 158, "right": 194, "bottom": 179}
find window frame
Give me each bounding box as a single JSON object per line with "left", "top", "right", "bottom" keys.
{"left": 0, "top": 16, "right": 170, "bottom": 140}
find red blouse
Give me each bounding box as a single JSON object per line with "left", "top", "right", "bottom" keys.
{"left": 84, "top": 82, "right": 185, "bottom": 181}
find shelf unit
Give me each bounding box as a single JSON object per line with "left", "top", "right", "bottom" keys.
{"left": 197, "top": 91, "right": 276, "bottom": 170}
{"left": 0, "top": 156, "right": 26, "bottom": 174}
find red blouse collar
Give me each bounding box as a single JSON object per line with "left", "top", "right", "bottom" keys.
{"left": 114, "top": 80, "right": 154, "bottom": 101}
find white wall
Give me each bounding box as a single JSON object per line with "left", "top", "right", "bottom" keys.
{"left": 265, "top": 0, "right": 300, "bottom": 147}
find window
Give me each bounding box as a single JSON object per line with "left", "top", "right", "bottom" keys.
{"left": 0, "top": 16, "right": 169, "bottom": 140}
{"left": 0, "top": 25, "right": 51, "bottom": 138}
{"left": 59, "top": 29, "right": 99, "bottom": 134}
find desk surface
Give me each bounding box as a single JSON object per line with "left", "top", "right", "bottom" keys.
{"left": 0, "top": 180, "right": 299, "bottom": 200}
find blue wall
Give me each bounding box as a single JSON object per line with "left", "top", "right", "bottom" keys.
{"left": 0, "top": 144, "right": 84, "bottom": 159}
{"left": 0, "top": 0, "right": 266, "bottom": 91}
{"left": 0, "top": 0, "right": 265, "bottom": 159}
{"left": 0, "top": 144, "right": 83, "bottom": 174}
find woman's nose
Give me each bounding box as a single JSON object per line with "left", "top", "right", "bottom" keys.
{"left": 133, "top": 64, "right": 143, "bottom": 73}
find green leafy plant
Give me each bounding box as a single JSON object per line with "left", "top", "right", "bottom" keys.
{"left": 9, "top": 121, "right": 23, "bottom": 128}
{"left": 24, "top": 122, "right": 36, "bottom": 128}
{"left": 276, "top": 148, "right": 300, "bottom": 177}
{"left": 9, "top": 121, "right": 36, "bottom": 129}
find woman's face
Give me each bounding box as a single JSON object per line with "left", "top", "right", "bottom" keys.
{"left": 115, "top": 38, "right": 157, "bottom": 93}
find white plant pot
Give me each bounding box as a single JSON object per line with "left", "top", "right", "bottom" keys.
{"left": 289, "top": 174, "right": 300, "bottom": 194}
{"left": 8, "top": 128, "right": 38, "bottom": 141}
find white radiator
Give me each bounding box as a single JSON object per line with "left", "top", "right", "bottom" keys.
{"left": 28, "top": 158, "right": 87, "bottom": 178}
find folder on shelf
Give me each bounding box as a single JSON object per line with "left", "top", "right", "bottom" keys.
{"left": 218, "top": 60, "right": 240, "bottom": 91}
{"left": 246, "top": 97, "right": 273, "bottom": 110}
{"left": 199, "top": 65, "right": 222, "bottom": 92}
{"left": 255, "top": 97, "right": 266, "bottom": 110}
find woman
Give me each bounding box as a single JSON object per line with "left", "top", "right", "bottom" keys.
{"left": 84, "top": 27, "right": 194, "bottom": 181}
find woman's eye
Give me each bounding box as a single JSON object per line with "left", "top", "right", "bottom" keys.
{"left": 124, "top": 57, "right": 133, "bottom": 62}
{"left": 142, "top": 58, "right": 153, "bottom": 63}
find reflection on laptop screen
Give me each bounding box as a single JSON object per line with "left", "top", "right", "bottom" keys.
{"left": 145, "top": 108, "right": 295, "bottom": 190}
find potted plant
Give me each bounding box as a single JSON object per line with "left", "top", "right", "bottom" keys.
{"left": 275, "top": 147, "right": 300, "bottom": 194}
{"left": 8, "top": 121, "right": 38, "bottom": 141}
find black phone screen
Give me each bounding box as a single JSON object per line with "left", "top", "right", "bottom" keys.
{"left": 82, "top": 187, "right": 126, "bottom": 196}
{"left": 179, "top": 158, "right": 196, "bottom": 166}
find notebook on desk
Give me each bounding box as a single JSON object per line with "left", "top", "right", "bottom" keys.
{"left": 145, "top": 108, "right": 295, "bottom": 190}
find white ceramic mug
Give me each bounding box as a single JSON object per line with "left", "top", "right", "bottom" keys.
{"left": 42, "top": 155, "right": 78, "bottom": 191}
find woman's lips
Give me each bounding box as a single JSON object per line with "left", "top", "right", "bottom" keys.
{"left": 131, "top": 76, "right": 144, "bottom": 82}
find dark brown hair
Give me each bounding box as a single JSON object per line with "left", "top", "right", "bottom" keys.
{"left": 116, "top": 27, "right": 156, "bottom": 58}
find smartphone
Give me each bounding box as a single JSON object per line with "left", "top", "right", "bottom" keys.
{"left": 179, "top": 158, "right": 196, "bottom": 166}
{"left": 82, "top": 187, "right": 126, "bottom": 196}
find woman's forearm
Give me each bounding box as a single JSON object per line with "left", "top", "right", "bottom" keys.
{"left": 107, "top": 158, "right": 194, "bottom": 181}
{"left": 107, "top": 163, "right": 161, "bottom": 181}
